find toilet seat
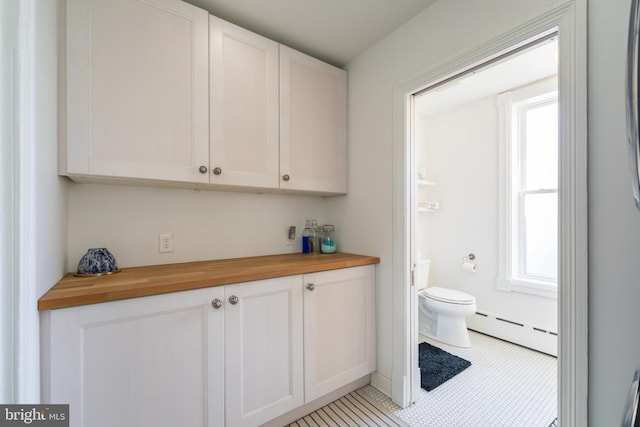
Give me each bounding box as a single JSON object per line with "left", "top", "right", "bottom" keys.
{"left": 420, "top": 286, "right": 475, "bottom": 305}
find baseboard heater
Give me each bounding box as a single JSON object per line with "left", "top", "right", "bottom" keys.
{"left": 467, "top": 310, "right": 558, "bottom": 356}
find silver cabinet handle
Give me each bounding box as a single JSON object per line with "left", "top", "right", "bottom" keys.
{"left": 199, "top": 165, "right": 208, "bottom": 174}
{"left": 282, "top": 174, "right": 290, "bottom": 182}
{"left": 213, "top": 167, "right": 222, "bottom": 175}
{"left": 306, "top": 283, "right": 315, "bottom": 291}
{"left": 211, "top": 298, "right": 222, "bottom": 309}
{"left": 228, "top": 295, "right": 239, "bottom": 305}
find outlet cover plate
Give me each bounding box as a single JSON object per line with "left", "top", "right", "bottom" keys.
{"left": 159, "top": 233, "right": 173, "bottom": 253}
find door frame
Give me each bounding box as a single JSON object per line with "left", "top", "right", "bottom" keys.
{"left": 390, "top": 2, "right": 588, "bottom": 426}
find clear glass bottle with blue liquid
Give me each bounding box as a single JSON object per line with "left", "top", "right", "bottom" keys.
{"left": 321, "top": 225, "right": 336, "bottom": 253}
{"left": 302, "top": 219, "right": 311, "bottom": 253}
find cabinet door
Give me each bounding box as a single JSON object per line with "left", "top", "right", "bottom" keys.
{"left": 46, "top": 287, "right": 224, "bottom": 427}
{"left": 279, "top": 45, "right": 347, "bottom": 194}
{"left": 303, "top": 265, "right": 376, "bottom": 402}
{"left": 224, "top": 276, "right": 304, "bottom": 427}
{"left": 210, "top": 17, "right": 280, "bottom": 189}
{"left": 64, "top": 0, "right": 209, "bottom": 183}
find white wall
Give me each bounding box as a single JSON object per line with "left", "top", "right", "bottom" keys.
{"left": 67, "top": 183, "right": 330, "bottom": 270}
{"left": 419, "top": 98, "right": 498, "bottom": 298}
{"left": 13, "top": 0, "right": 67, "bottom": 403}
{"left": 417, "top": 96, "right": 556, "bottom": 332}
{"left": 331, "top": 0, "right": 564, "bottom": 392}
{"left": 33, "top": 0, "right": 67, "bottom": 300}
{"left": 589, "top": 0, "right": 640, "bottom": 424}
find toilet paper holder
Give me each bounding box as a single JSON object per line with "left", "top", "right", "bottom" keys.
{"left": 461, "top": 253, "right": 477, "bottom": 272}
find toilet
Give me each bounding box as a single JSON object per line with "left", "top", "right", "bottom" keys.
{"left": 417, "top": 260, "right": 476, "bottom": 348}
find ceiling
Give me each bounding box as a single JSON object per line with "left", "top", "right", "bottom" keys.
{"left": 186, "top": 0, "right": 437, "bottom": 67}
{"left": 416, "top": 37, "right": 559, "bottom": 117}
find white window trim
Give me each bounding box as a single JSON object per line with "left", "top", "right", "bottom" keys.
{"left": 497, "top": 76, "right": 558, "bottom": 299}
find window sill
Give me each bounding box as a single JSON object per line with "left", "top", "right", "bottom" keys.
{"left": 497, "top": 277, "right": 558, "bottom": 299}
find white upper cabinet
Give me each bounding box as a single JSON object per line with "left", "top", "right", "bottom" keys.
{"left": 280, "top": 46, "right": 347, "bottom": 194}
{"left": 63, "top": 0, "right": 209, "bottom": 183}
{"left": 209, "top": 16, "right": 280, "bottom": 189}
{"left": 62, "top": 0, "right": 347, "bottom": 194}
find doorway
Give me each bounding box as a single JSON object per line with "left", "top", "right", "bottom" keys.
{"left": 409, "top": 34, "right": 559, "bottom": 423}
{"left": 390, "top": 4, "right": 588, "bottom": 425}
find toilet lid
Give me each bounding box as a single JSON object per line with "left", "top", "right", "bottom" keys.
{"left": 422, "top": 286, "right": 475, "bottom": 304}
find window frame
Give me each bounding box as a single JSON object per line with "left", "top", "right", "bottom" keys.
{"left": 497, "top": 77, "right": 558, "bottom": 299}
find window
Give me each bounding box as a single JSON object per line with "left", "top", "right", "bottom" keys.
{"left": 497, "top": 77, "right": 558, "bottom": 298}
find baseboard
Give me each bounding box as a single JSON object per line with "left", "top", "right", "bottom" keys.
{"left": 261, "top": 375, "right": 371, "bottom": 427}
{"left": 467, "top": 310, "right": 557, "bottom": 356}
{"left": 391, "top": 372, "right": 410, "bottom": 408}
{"left": 370, "top": 371, "right": 392, "bottom": 397}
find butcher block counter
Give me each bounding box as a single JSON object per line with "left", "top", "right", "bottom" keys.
{"left": 38, "top": 252, "right": 380, "bottom": 310}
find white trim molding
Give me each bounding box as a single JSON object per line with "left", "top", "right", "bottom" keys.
{"left": 496, "top": 76, "right": 559, "bottom": 300}
{"left": 0, "top": 0, "right": 20, "bottom": 404}
{"left": 16, "top": 0, "right": 42, "bottom": 403}
{"left": 391, "top": 1, "right": 587, "bottom": 426}
{"left": 370, "top": 371, "right": 392, "bottom": 398}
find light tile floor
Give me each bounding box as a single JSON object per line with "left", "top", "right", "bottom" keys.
{"left": 360, "top": 331, "right": 557, "bottom": 427}
{"left": 286, "top": 390, "right": 410, "bottom": 427}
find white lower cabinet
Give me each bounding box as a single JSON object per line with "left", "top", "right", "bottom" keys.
{"left": 41, "top": 266, "right": 375, "bottom": 427}
{"left": 223, "top": 276, "right": 304, "bottom": 426}
{"left": 42, "top": 286, "right": 225, "bottom": 427}
{"left": 302, "top": 265, "right": 376, "bottom": 402}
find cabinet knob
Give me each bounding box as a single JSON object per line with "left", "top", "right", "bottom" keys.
{"left": 211, "top": 298, "right": 222, "bottom": 309}
{"left": 213, "top": 167, "right": 222, "bottom": 175}
{"left": 282, "top": 174, "right": 290, "bottom": 182}
{"left": 199, "top": 165, "right": 208, "bottom": 174}
{"left": 306, "top": 283, "right": 315, "bottom": 291}
{"left": 228, "top": 295, "right": 239, "bottom": 305}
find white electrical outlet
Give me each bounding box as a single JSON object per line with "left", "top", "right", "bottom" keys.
{"left": 159, "top": 233, "right": 173, "bottom": 253}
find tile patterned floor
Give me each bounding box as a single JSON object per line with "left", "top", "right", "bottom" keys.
{"left": 360, "top": 331, "right": 557, "bottom": 427}
{"left": 286, "top": 389, "right": 410, "bottom": 427}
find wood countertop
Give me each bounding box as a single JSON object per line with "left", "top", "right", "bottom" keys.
{"left": 38, "top": 252, "right": 380, "bottom": 311}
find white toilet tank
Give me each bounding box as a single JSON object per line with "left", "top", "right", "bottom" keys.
{"left": 415, "top": 259, "right": 431, "bottom": 291}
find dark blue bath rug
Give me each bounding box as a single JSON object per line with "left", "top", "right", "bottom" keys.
{"left": 419, "top": 341, "right": 471, "bottom": 391}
